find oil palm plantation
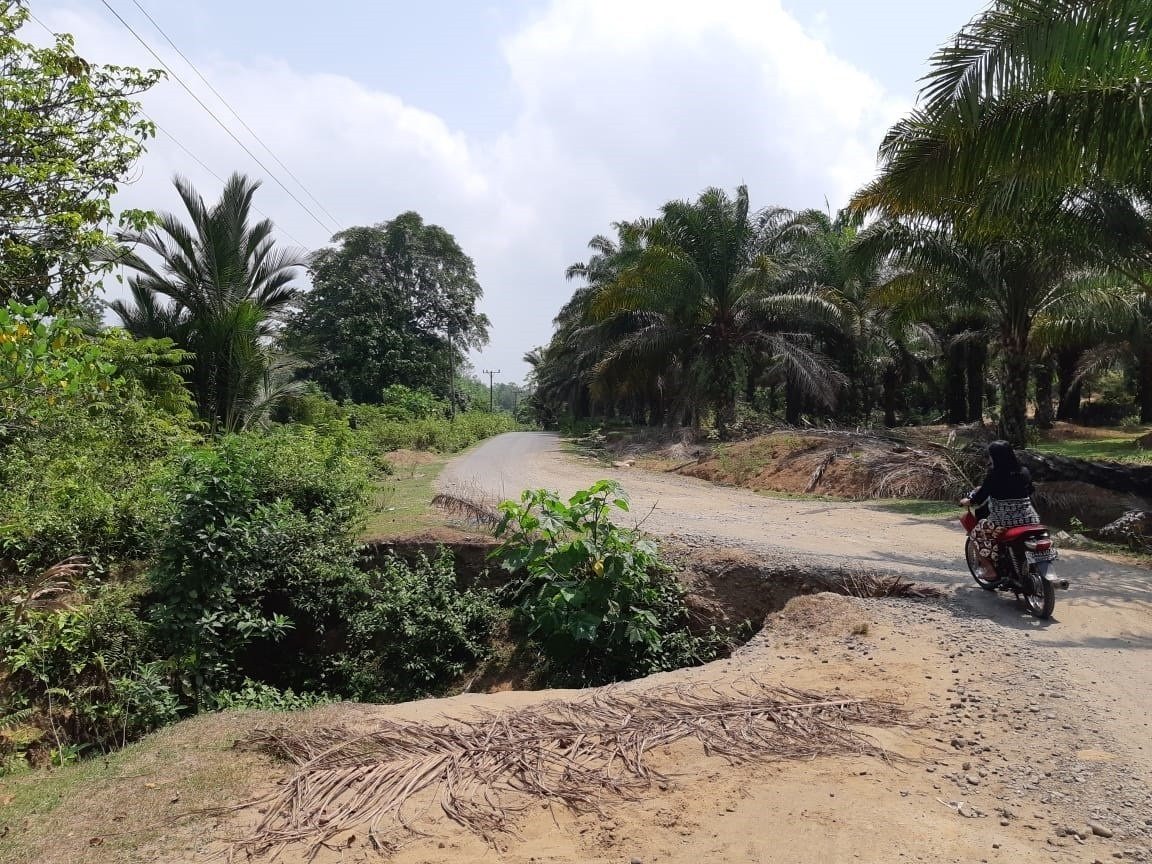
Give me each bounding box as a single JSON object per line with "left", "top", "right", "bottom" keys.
{"left": 109, "top": 173, "right": 305, "bottom": 433}
{"left": 860, "top": 221, "right": 1098, "bottom": 444}
{"left": 775, "top": 208, "right": 938, "bottom": 426}
{"left": 853, "top": 0, "right": 1152, "bottom": 223}
{"left": 1038, "top": 279, "right": 1152, "bottom": 422}
{"left": 590, "top": 186, "right": 843, "bottom": 434}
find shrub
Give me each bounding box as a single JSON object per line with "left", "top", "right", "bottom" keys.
{"left": 492, "top": 481, "right": 724, "bottom": 684}
{"left": 378, "top": 384, "right": 447, "bottom": 420}
{"left": 145, "top": 429, "right": 497, "bottom": 707}
{"left": 272, "top": 384, "right": 347, "bottom": 428}
{"left": 202, "top": 680, "right": 330, "bottom": 712}
{"left": 0, "top": 578, "right": 180, "bottom": 760}
{"left": 331, "top": 550, "right": 500, "bottom": 701}
{"left": 0, "top": 306, "right": 197, "bottom": 570}
{"left": 0, "top": 410, "right": 186, "bottom": 569}
{"left": 146, "top": 428, "right": 371, "bottom": 704}
{"left": 348, "top": 406, "right": 517, "bottom": 453}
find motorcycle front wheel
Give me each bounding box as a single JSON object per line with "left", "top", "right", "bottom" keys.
{"left": 1023, "top": 561, "right": 1056, "bottom": 619}
{"left": 965, "top": 537, "right": 998, "bottom": 590}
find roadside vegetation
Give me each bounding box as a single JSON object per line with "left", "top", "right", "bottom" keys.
{"left": 0, "top": 1, "right": 519, "bottom": 775}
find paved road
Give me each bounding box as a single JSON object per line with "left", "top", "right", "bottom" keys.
{"left": 442, "top": 432, "right": 1152, "bottom": 773}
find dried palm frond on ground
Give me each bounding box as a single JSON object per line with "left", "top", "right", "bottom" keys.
{"left": 813, "top": 568, "right": 944, "bottom": 599}
{"left": 431, "top": 492, "right": 501, "bottom": 528}
{"left": 227, "top": 684, "right": 910, "bottom": 858}
{"left": 806, "top": 446, "right": 849, "bottom": 493}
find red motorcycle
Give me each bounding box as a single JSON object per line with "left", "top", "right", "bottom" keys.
{"left": 960, "top": 507, "right": 1068, "bottom": 619}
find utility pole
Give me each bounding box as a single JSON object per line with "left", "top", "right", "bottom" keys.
{"left": 482, "top": 369, "right": 501, "bottom": 412}
{"left": 446, "top": 319, "right": 455, "bottom": 421}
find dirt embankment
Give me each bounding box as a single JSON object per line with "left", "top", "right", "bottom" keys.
{"left": 677, "top": 431, "right": 963, "bottom": 500}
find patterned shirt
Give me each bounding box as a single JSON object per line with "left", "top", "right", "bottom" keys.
{"left": 988, "top": 496, "right": 1040, "bottom": 528}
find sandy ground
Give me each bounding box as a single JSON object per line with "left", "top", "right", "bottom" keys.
{"left": 139, "top": 593, "right": 1150, "bottom": 864}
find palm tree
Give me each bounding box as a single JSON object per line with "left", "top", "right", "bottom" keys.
{"left": 773, "top": 208, "right": 938, "bottom": 426}
{"left": 1037, "top": 278, "right": 1152, "bottom": 422}
{"left": 861, "top": 221, "right": 1095, "bottom": 445}
{"left": 591, "top": 186, "right": 843, "bottom": 435}
{"left": 853, "top": 0, "right": 1152, "bottom": 223}
{"left": 109, "top": 173, "right": 305, "bottom": 433}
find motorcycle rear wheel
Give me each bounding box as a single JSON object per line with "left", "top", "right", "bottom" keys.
{"left": 1022, "top": 561, "right": 1056, "bottom": 619}
{"left": 965, "top": 537, "right": 998, "bottom": 590}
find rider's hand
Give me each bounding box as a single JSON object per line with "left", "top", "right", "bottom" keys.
{"left": 959, "top": 497, "right": 971, "bottom": 507}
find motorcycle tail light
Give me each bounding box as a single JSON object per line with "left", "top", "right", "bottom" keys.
{"left": 1025, "top": 539, "right": 1053, "bottom": 551}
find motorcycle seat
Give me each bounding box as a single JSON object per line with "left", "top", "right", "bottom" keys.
{"left": 998, "top": 524, "right": 1050, "bottom": 544}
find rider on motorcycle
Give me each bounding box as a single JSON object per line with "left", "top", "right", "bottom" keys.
{"left": 959, "top": 441, "right": 1042, "bottom": 583}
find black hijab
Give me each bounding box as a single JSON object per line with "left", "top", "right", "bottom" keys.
{"left": 988, "top": 440, "right": 1022, "bottom": 474}
{"left": 979, "top": 440, "right": 1034, "bottom": 499}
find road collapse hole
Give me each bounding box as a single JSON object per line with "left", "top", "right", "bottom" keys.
{"left": 359, "top": 539, "right": 940, "bottom": 690}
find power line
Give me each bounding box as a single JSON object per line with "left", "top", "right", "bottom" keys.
{"left": 26, "top": 13, "right": 309, "bottom": 249}
{"left": 97, "top": 0, "right": 339, "bottom": 237}
{"left": 126, "top": 0, "right": 341, "bottom": 229}
{"left": 150, "top": 122, "right": 309, "bottom": 248}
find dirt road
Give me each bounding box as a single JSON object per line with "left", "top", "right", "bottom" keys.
{"left": 441, "top": 432, "right": 1152, "bottom": 780}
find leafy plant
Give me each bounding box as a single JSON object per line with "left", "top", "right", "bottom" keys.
{"left": 378, "top": 384, "right": 447, "bottom": 420}
{"left": 331, "top": 550, "right": 500, "bottom": 701}
{"left": 0, "top": 579, "right": 180, "bottom": 759}
{"left": 202, "top": 680, "right": 329, "bottom": 712}
{"left": 1, "top": 305, "right": 198, "bottom": 570}
{"left": 492, "top": 481, "right": 724, "bottom": 684}
{"left": 0, "top": 299, "right": 116, "bottom": 438}
{"left": 0, "top": 2, "right": 161, "bottom": 308}
{"left": 146, "top": 428, "right": 370, "bottom": 704}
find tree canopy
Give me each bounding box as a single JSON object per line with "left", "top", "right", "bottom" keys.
{"left": 0, "top": 2, "right": 161, "bottom": 308}
{"left": 852, "top": 0, "right": 1152, "bottom": 225}
{"left": 288, "top": 213, "right": 490, "bottom": 404}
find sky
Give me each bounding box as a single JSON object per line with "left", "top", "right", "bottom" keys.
{"left": 31, "top": 0, "right": 986, "bottom": 385}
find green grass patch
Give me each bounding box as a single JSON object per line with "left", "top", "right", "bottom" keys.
{"left": 1030, "top": 434, "right": 1152, "bottom": 464}
{"left": 0, "top": 714, "right": 257, "bottom": 864}
{"left": 363, "top": 454, "right": 450, "bottom": 538}
{"left": 752, "top": 489, "right": 844, "bottom": 503}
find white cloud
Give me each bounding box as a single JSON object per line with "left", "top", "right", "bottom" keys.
{"left": 39, "top": 0, "right": 907, "bottom": 379}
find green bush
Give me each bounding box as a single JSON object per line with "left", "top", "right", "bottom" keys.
{"left": 378, "top": 384, "right": 447, "bottom": 420}
{"left": 492, "top": 481, "right": 725, "bottom": 685}
{"left": 0, "top": 306, "right": 197, "bottom": 570}
{"left": 202, "top": 680, "right": 330, "bottom": 712}
{"left": 0, "top": 409, "right": 187, "bottom": 569}
{"left": 331, "top": 550, "right": 500, "bottom": 701}
{"left": 272, "top": 384, "right": 348, "bottom": 428}
{"left": 0, "top": 580, "right": 180, "bottom": 760}
{"left": 348, "top": 406, "right": 517, "bottom": 453}
{"left": 147, "top": 427, "right": 371, "bottom": 704}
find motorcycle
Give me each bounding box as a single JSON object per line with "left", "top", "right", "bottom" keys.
{"left": 959, "top": 504, "right": 1069, "bottom": 619}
